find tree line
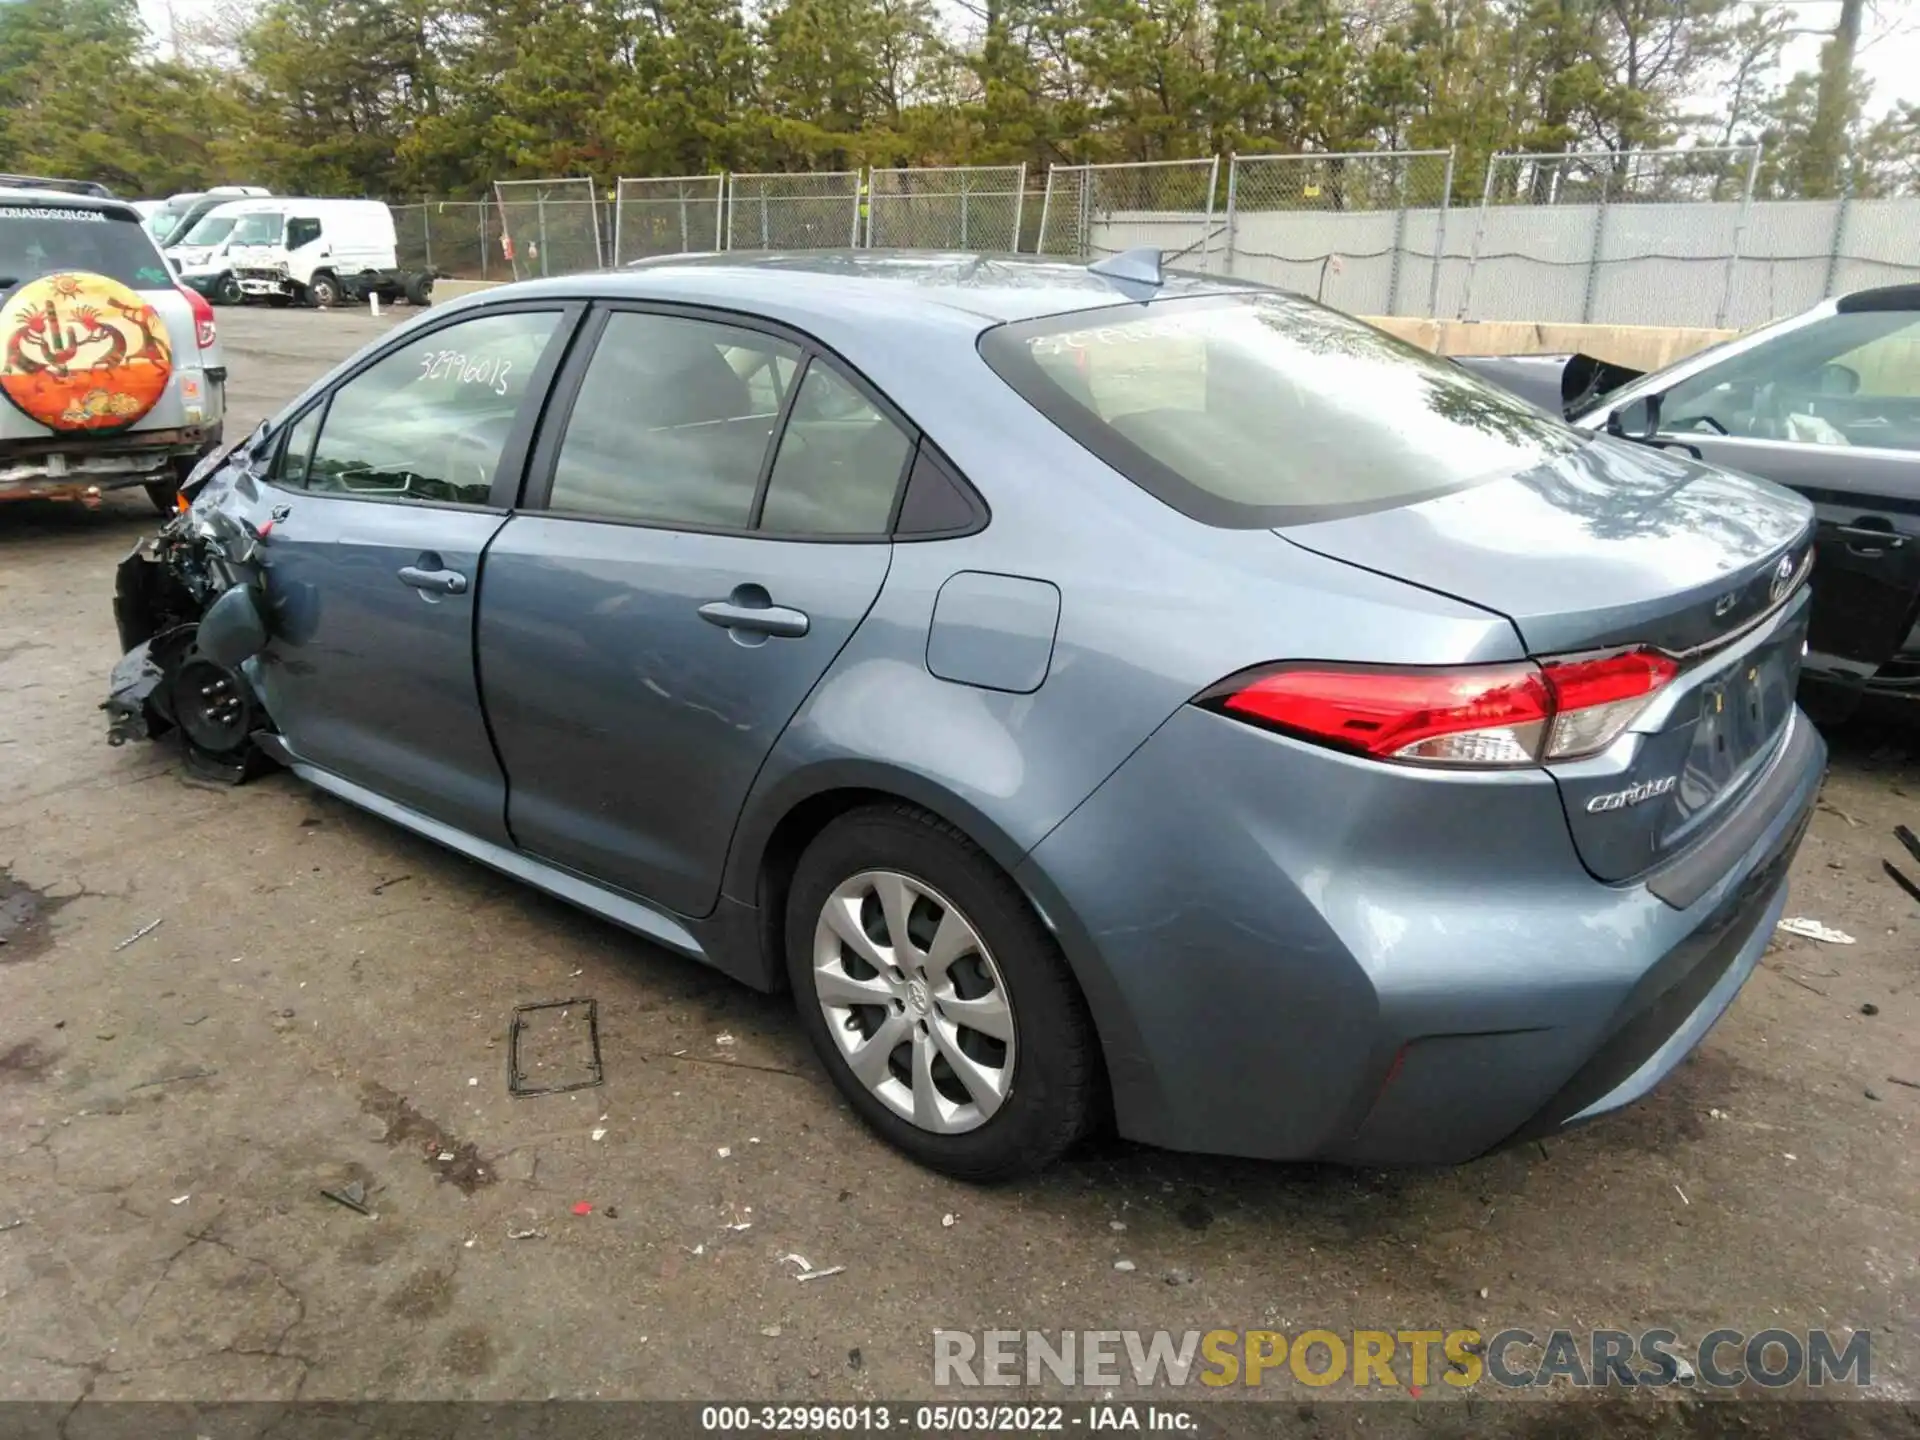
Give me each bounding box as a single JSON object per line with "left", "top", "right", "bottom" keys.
{"left": 2, "top": 0, "right": 1915, "bottom": 205}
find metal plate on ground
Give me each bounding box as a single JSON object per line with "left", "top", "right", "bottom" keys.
{"left": 508, "top": 997, "right": 604, "bottom": 1097}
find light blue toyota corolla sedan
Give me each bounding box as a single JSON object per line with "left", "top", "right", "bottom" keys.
{"left": 108, "top": 252, "right": 1825, "bottom": 1180}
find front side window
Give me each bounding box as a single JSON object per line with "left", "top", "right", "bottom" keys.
{"left": 1663, "top": 307, "right": 1920, "bottom": 452}
{"left": 286, "top": 217, "right": 322, "bottom": 250}
{"left": 178, "top": 215, "right": 239, "bottom": 248}
{"left": 981, "top": 293, "right": 1580, "bottom": 527}
{"left": 548, "top": 312, "right": 800, "bottom": 528}
{"left": 303, "top": 309, "right": 560, "bottom": 505}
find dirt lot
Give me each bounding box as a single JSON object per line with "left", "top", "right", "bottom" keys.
{"left": 0, "top": 309, "right": 1916, "bottom": 1429}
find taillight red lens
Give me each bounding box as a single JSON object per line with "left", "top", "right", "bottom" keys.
{"left": 180, "top": 285, "right": 217, "bottom": 350}
{"left": 1205, "top": 649, "right": 1676, "bottom": 769}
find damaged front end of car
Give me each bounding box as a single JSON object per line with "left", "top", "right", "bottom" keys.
{"left": 104, "top": 447, "right": 279, "bottom": 784}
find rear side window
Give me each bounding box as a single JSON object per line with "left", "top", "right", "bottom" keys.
{"left": 0, "top": 205, "right": 172, "bottom": 292}
{"left": 980, "top": 293, "right": 1582, "bottom": 527}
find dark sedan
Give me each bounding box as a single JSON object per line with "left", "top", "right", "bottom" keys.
{"left": 1459, "top": 284, "right": 1920, "bottom": 722}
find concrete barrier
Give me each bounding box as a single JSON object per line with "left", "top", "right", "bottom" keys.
{"left": 1365, "top": 317, "right": 1734, "bottom": 371}
{"left": 420, "top": 276, "right": 1736, "bottom": 371}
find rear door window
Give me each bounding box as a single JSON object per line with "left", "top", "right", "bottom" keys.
{"left": 0, "top": 205, "right": 172, "bottom": 292}
{"left": 758, "top": 364, "right": 913, "bottom": 535}
{"left": 546, "top": 311, "right": 801, "bottom": 528}
{"left": 981, "top": 293, "right": 1582, "bottom": 527}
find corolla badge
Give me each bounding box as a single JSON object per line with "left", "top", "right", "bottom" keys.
{"left": 1768, "top": 553, "right": 1796, "bottom": 604}
{"left": 1586, "top": 776, "right": 1677, "bottom": 813}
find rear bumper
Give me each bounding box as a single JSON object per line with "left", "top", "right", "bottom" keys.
{"left": 1, "top": 424, "right": 226, "bottom": 501}
{"left": 1018, "top": 704, "right": 1825, "bottom": 1164}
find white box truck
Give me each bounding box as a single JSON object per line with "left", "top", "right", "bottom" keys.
{"left": 224, "top": 199, "right": 434, "bottom": 308}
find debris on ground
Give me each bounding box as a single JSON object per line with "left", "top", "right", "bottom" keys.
{"left": 1883, "top": 862, "right": 1920, "bottom": 904}
{"left": 131, "top": 1066, "right": 218, "bottom": 1090}
{"left": 1775, "top": 917, "right": 1855, "bottom": 944}
{"left": 507, "top": 1221, "right": 546, "bottom": 1240}
{"left": 942, "top": 1213, "right": 956, "bottom": 1228}
{"left": 716, "top": 1033, "right": 736, "bottom": 1047}
{"left": 1113, "top": 1259, "right": 1136, "bottom": 1273}
{"left": 572, "top": 1202, "right": 593, "bottom": 1216}
{"left": 169, "top": 1194, "right": 190, "bottom": 1205}
{"left": 1866, "top": 1088, "right": 1882, "bottom": 1102}
{"left": 507, "top": 998, "right": 604, "bottom": 1097}
{"left": 1862, "top": 1002, "right": 1881, "bottom": 1016}
{"left": 591, "top": 1126, "right": 607, "bottom": 1142}
{"left": 605, "top": 1206, "right": 619, "bottom": 1219}
{"left": 761, "top": 1325, "right": 781, "bottom": 1338}
{"left": 1673, "top": 1185, "right": 1689, "bottom": 1206}
{"left": 1888, "top": 1076, "right": 1920, "bottom": 1091}
{"left": 1164, "top": 1267, "right": 1195, "bottom": 1286}
{"left": 1817, "top": 803, "right": 1862, "bottom": 828}
{"left": 0, "top": 1219, "right": 24, "bottom": 1233}
{"left": 717, "top": 1146, "right": 732, "bottom": 1158}
{"left": 320, "top": 1180, "right": 373, "bottom": 1216}
{"left": 780, "top": 1252, "right": 844, "bottom": 1281}
{"left": 1109, "top": 1221, "right": 1127, "bottom": 1232}
{"left": 112, "top": 918, "right": 163, "bottom": 952}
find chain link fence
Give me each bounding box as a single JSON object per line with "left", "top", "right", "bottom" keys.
{"left": 1460, "top": 147, "right": 1760, "bottom": 327}
{"left": 865, "top": 165, "right": 1026, "bottom": 251}
{"left": 1223, "top": 150, "right": 1454, "bottom": 316}
{"left": 1037, "top": 159, "right": 1223, "bottom": 268}
{"left": 493, "top": 178, "right": 605, "bottom": 279}
{"left": 725, "top": 171, "right": 862, "bottom": 251}
{"left": 394, "top": 201, "right": 500, "bottom": 280}
{"left": 613, "top": 175, "right": 724, "bottom": 264}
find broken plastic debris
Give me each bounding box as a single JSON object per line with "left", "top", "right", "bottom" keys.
{"left": 689, "top": 1243, "right": 706, "bottom": 1256}
{"left": 781, "top": 1253, "right": 814, "bottom": 1272}
{"left": 0, "top": 1219, "right": 25, "bottom": 1233}
{"left": 761, "top": 1325, "right": 781, "bottom": 1338}
{"left": 717, "top": 1146, "right": 732, "bottom": 1158}
{"left": 1776, "top": 917, "right": 1855, "bottom": 944}
{"left": 748, "top": 1136, "right": 761, "bottom": 1144}
{"left": 572, "top": 1202, "right": 593, "bottom": 1216}
{"left": 716, "top": 1033, "right": 736, "bottom": 1047}
{"left": 591, "top": 1127, "right": 607, "bottom": 1142}
{"left": 942, "top": 1213, "right": 956, "bottom": 1228}
{"left": 1674, "top": 1184, "right": 1690, "bottom": 1206}
{"left": 1113, "top": 1259, "right": 1136, "bottom": 1272}
{"left": 437, "top": 1151, "right": 455, "bottom": 1162}
{"left": 796, "top": 1265, "right": 845, "bottom": 1282}
{"left": 320, "top": 1180, "right": 373, "bottom": 1216}
{"left": 1109, "top": 1221, "right": 1127, "bottom": 1232}
{"left": 507, "top": 1222, "right": 546, "bottom": 1240}
{"left": 467, "top": 1078, "right": 478, "bottom": 1087}
{"left": 169, "top": 1194, "right": 190, "bottom": 1206}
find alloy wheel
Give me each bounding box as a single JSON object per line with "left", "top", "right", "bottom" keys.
{"left": 812, "top": 869, "right": 1016, "bottom": 1134}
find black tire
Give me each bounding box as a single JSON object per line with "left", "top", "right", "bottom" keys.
{"left": 785, "top": 803, "right": 1097, "bottom": 1181}
{"left": 305, "top": 273, "right": 340, "bottom": 309}
{"left": 404, "top": 273, "right": 433, "bottom": 307}
{"left": 212, "top": 272, "right": 242, "bottom": 306}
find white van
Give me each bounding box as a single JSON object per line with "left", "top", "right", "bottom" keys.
{"left": 224, "top": 198, "right": 433, "bottom": 308}
{"left": 165, "top": 198, "right": 280, "bottom": 305}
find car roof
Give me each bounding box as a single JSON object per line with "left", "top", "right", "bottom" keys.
{"left": 498, "top": 250, "right": 1253, "bottom": 329}
{"left": 0, "top": 188, "right": 142, "bottom": 220}
{"left": 1837, "top": 283, "right": 1920, "bottom": 314}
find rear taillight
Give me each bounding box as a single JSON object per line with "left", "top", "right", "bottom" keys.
{"left": 1203, "top": 649, "right": 1678, "bottom": 768}
{"left": 180, "top": 285, "right": 217, "bottom": 350}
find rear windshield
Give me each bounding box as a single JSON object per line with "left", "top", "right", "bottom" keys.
{"left": 0, "top": 204, "right": 172, "bottom": 292}
{"left": 178, "top": 214, "right": 240, "bottom": 246}
{"left": 980, "top": 292, "right": 1583, "bottom": 527}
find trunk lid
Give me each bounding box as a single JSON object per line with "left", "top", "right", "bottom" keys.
{"left": 1281, "top": 436, "right": 1817, "bottom": 884}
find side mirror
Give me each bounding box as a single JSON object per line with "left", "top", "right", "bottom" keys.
{"left": 1606, "top": 394, "right": 1662, "bottom": 441}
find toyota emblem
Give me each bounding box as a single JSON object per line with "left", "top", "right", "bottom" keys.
{"left": 1769, "top": 553, "right": 1796, "bottom": 604}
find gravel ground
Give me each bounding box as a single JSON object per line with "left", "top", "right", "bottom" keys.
{"left": 0, "top": 309, "right": 1914, "bottom": 1435}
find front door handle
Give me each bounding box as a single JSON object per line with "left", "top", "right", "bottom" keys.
{"left": 698, "top": 593, "right": 809, "bottom": 639}
{"left": 1834, "top": 521, "right": 1904, "bottom": 558}
{"left": 398, "top": 565, "right": 468, "bottom": 595}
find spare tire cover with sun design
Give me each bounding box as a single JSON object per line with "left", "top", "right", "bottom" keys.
{"left": 0, "top": 271, "right": 173, "bottom": 432}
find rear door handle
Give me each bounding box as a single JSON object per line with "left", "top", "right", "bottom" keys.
{"left": 698, "top": 597, "right": 809, "bottom": 638}
{"left": 1833, "top": 521, "right": 1905, "bottom": 557}
{"left": 398, "top": 565, "right": 468, "bottom": 595}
